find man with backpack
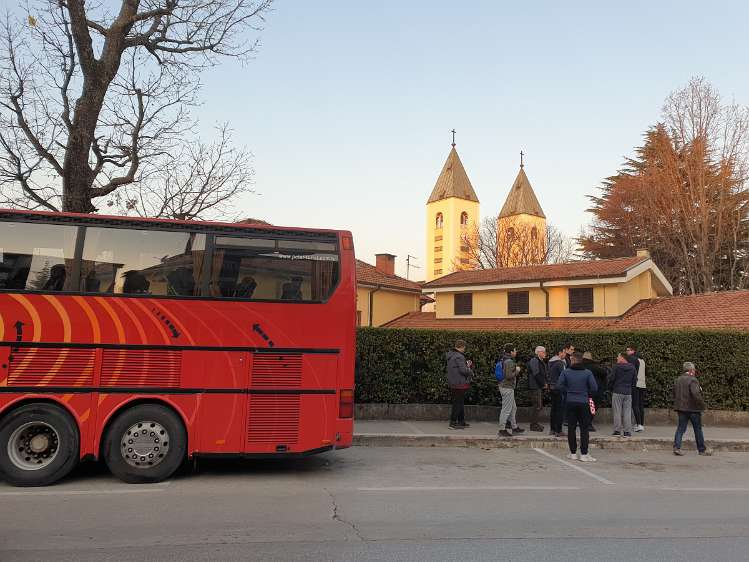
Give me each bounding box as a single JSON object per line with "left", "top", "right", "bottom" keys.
{"left": 497, "top": 343, "right": 525, "bottom": 438}
{"left": 527, "top": 346, "right": 548, "bottom": 432}
{"left": 446, "top": 339, "right": 474, "bottom": 430}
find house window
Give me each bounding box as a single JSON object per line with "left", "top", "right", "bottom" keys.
{"left": 531, "top": 226, "right": 538, "bottom": 240}
{"left": 434, "top": 246, "right": 443, "bottom": 253}
{"left": 460, "top": 245, "right": 469, "bottom": 252}
{"left": 434, "top": 258, "right": 442, "bottom": 264}
{"left": 434, "top": 235, "right": 443, "bottom": 242}
{"left": 434, "top": 269, "right": 443, "bottom": 275}
{"left": 569, "top": 287, "right": 594, "bottom": 313}
{"left": 454, "top": 293, "right": 473, "bottom": 315}
{"left": 435, "top": 213, "right": 444, "bottom": 229}
{"left": 508, "top": 291, "right": 529, "bottom": 315}
{"left": 460, "top": 212, "right": 468, "bottom": 226}
{"left": 356, "top": 310, "right": 362, "bottom": 326}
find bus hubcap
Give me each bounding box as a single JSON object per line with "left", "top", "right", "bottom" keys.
{"left": 8, "top": 422, "right": 60, "bottom": 471}
{"left": 121, "top": 421, "right": 170, "bottom": 469}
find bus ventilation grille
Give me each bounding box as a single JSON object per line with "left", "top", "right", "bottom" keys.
{"left": 247, "top": 395, "right": 300, "bottom": 444}
{"left": 7, "top": 347, "right": 95, "bottom": 386}
{"left": 251, "top": 354, "right": 303, "bottom": 387}
{"left": 101, "top": 349, "right": 182, "bottom": 387}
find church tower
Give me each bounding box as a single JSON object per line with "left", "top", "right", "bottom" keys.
{"left": 425, "top": 137, "right": 480, "bottom": 281}
{"left": 497, "top": 155, "right": 546, "bottom": 267}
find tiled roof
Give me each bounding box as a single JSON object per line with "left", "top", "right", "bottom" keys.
{"left": 384, "top": 290, "right": 749, "bottom": 331}
{"left": 356, "top": 260, "right": 421, "bottom": 293}
{"left": 424, "top": 256, "right": 648, "bottom": 288}
{"left": 427, "top": 147, "right": 480, "bottom": 204}
{"left": 499, "top": 167, "right": 545, "bottom": 218}
{"left": 617, "top": 291, "right": 749, "bottom": 330}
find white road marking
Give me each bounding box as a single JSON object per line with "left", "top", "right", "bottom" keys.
{"left": 659, "top": 487, "right": 749, "bottom": 492}
{"left": 0, "top": 486, "right": 169, "bottom": 497}
{"left": 533, "top": 447, "right": 615, "bottom": 485}
{"left": 357, "top": 486, "right": 580, "bottom": 492}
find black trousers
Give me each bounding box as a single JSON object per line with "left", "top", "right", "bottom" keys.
{"left": 550, "top": 390, "right": 565, "bottom": 433}
{"left": 530, "top": 389, "right": 543, "bottom": 425}
{"left": 632, "top": 388, "right": 646, "bottom": 426}
{"left": 449, "top": 388, "right": 467, "bottom": 425}
{"left": 566, "top": 402, "right": 591, "bottom": 455}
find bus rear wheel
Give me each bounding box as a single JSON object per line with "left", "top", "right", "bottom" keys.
{"left": 103, "top": 404, "right": 186, "bottom": 484}
{"left": 0, "top": 403, "right": 79, "bottom": 487}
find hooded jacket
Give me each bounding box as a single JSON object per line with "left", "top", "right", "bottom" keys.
{"left": 557, "top": 364, "right": 598, "bottom": 404}
{"left": 446, "top": 349, "right": 473, "bottom": 389}
{"left": 608, "top": 362, "right": 636, "bottom": 395}
{"left": 548, "top": 355, "right": 566, "bottom": 389}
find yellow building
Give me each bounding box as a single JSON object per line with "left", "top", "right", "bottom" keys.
{"left": 497, "top": 162, "right": 547, "bottom": 266}
{"left": 425, "top": 143, "right": 480, "bottom": 281}
{"left": 356, "top": 254, "right": 422, "bottom": 327}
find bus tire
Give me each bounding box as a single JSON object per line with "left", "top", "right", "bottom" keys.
{"left": 0, "top": 403, "right": 79, "bottom": 487}
{"left": 103, "top": 404, "right": 186, "bottom": 484}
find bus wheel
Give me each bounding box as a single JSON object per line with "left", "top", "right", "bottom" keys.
{"left": 0, "top": 404, "right": 79, "bottom": 487}
{"left": 103, "top": 404, "right": 186, "bottom": 484}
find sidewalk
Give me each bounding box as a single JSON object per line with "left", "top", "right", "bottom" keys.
{"left": 354, "top": 420, "right": 749, "bottom": 452}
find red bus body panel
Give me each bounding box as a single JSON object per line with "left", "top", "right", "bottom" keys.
{"left": 0, "top": 210, "right": 355, "bottom": 460}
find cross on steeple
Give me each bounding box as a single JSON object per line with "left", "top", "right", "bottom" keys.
{"left": 451, "top": 129, "right": 456, "bottom": 147}
{"left": 520, "top": 150, "right": 525, "bottom": 168}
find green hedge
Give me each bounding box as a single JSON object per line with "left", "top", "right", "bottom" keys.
{"left": 356, "top": 327, "right": 749, "bottom": 410}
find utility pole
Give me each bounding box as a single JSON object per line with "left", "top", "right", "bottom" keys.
{"left": 406, "top": 255, "right": 420, "bottom": 280}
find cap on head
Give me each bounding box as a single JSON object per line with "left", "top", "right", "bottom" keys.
{"left": 582, "top": 351, "right": 593, "bottom": 360}
{"left": 683, "top": 361, "right": 696, "bottom": 372}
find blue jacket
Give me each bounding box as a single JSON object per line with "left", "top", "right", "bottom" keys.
{"left": 557, "top": 364, "right": 598, "bottom": 404}
{"left": 609, "top": 363, "right": 636, "bottom": 395}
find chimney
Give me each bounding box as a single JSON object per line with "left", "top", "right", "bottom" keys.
{"left": 375, "top": 253, "right": 396, "bottom": 276}
{"left": 636, "top": 249, "right": 650, "bottom": 258}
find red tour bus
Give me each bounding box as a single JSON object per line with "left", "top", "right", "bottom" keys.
{"left": 0, "top": 209, "right": 355, "bottom": 486}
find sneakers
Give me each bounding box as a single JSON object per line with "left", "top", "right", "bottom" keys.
{"left": 699, "top": 449, "right": 714, "bottom": 456}
{"left": 567, "top": 452, "right": 579, "bottom": 461}
{"left": 498, "top": 429, "right": 513, "bottom": 438}
{"left": 673, "top": 448, "right": 685, "bottom": 456}
{"left": 530, "top": 423, "right": 544, "bottom": 432}
{"left": 612, "top": 431, "right": 621, "bottom": 436}
{"left": 460, "top": 422, "right": 472, "bottom": 428}
{"left": 512, "top": 427, "right": 526, "bottom": 434}
{"left": 623, "top": 432, "right": 632, "bottom": 438}
{"left": 579, "top": 454, "right": 597, "bottom": 462}
{"left": 448, "top": 424, "right": 464, "bottom": 430}
{"left": 588, "top": 425, "right": 597, "bottom": 432}
{"left": 634, "top": 424, "right": 644, "bottom": 432}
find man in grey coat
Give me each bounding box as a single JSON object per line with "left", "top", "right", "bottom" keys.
{"left": 673, "top": 362, "right": 712, "bottom": 456}
{"left": 446, "top": 339, "right": 474, "bottom": 430}
{"left": 498, "top": 343, "right": 525, "bottom": 438}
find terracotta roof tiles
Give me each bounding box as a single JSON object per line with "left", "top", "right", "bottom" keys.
{"left": 356, "top": 260, "right": 421, "bottom": 293}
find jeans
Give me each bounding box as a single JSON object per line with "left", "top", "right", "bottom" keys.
{"left": 499, "top": 387, "right": 518, "bottom": 431}
{"left": 449, "top": 388, "right": 467, "bottom": 425}
{"left": 632, "top": 388, "right": 646, "bottom": 426}
{"left": 566, "top": 402, "right": 591, "bottom": 455}
{"left": 674, "top": 411, "right": 706, "bottom": 453}
{"left": 550, "top": 390, "right": 564, "bottom": 433}
{"left": 530, "top": 389, "right": 543, "bottom": 425}
{"left": 612, "top": 393, "right": 633, "bottom": 433}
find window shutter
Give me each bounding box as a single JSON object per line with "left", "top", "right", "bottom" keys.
{"left": 454, "top": 293, "right": 473, "bottom": 315}
{"left": 569, "top": 288, "right": 594, "bottom": 313}
{"left": 508, "top": 291, "right": 529, "bottom": 315}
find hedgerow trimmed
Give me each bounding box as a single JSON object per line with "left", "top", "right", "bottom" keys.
{"left": 356, "top": 328, "right": 749, "bottom": 410}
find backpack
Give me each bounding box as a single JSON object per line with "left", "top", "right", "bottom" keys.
{"left": 494, "top": 359, "right": 505, "bottom": 382}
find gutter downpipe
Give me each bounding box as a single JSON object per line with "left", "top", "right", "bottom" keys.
{"left": 368, "top": 285, "right": 382, "bottom": 327}
{"left": 539, "top": 281, "right": 550, "bottom": 318}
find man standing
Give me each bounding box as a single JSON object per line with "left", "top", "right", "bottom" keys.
{"left": 609, "top": 353, "right": 636, "bottom": 437}
{"left": 580, "top": 351, "right": 608, "bottom": 432}
{"left": 557, "top": 352, "right": 598, "bottom": 462}
{"left": 498, "top": 344, "right": 525, "bottom": 438}
{"left": 673, "top": 362, "right": 712, "bottom": 456}
{"left": 626, "top": 345, "right": 647, "bottom": 432}
{"left": 446, "top": 340, "right": 473, "bottom": 430}
{"left": 527, "top": 346, "right": 548, "bottom": 432}
{"left": 563, "top": 343, "right": 575, "bottom": 367}
{"left": 547, "top": 348, "right": 567, "bottom": 437}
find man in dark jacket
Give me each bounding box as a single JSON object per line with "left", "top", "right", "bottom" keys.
{"left": 446, "top": 339, "right": 474, "bottom": 430}
{"left": 673, "top": 362, "right": 712, "bottom": 456}
{"left": 498, "top": 344, "right": 524, "bottom": 437}
{"left": 580, "top": 351, "right": 608, "bottom": 432}
{"left": 557, "top": 352, "right": 598, "bottom": 462}
{"left": 527, "top": 346, "right": 548, "bottom": 432}
{"left": 547, "top": 348, "right": 567, "bottom": 437}
{"left": 608, "top": 353, "right": 636, "bottom": 437}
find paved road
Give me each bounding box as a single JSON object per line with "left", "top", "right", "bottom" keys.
{"left": 2, "top": 446, "right": 749, "bottom": 561}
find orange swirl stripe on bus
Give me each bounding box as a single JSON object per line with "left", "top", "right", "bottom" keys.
{"left": 156, "top": 302, "right": 196, "bottom": 346}
{"left": 94, "top": 297, "right": 128, "bottom": 386}
{"left": 130, "top": 299, "right": 171, "bottom": 345}
{"left": 7, "top": 294, "right": 43, "bottom": 375}
{"left": 71, "top": 296, "right": 102, "bottom": 387}
{"left": 37, "top": 295, "right": 72, "bottom": 385}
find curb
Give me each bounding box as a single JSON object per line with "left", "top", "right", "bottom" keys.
{"left": 353, "top": 433, "right": 749, "bottom": 453}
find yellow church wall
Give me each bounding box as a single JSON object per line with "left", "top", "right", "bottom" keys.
{"left": 426, "top": 197, "right": 480, "bottom": 281}
{"left": 357, "top": 286, "right": 421, "bottom": 327}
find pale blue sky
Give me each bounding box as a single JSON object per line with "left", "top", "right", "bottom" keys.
{"left": 198, "top": 1, "right": 748, "bottom": 277}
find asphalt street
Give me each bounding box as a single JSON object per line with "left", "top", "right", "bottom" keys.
{"left": 2, "top": 446, "right": 749, "bottom": 561}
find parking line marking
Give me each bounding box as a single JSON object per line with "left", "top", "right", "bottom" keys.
{"left": 0, "top": 487, "right": 168, "bottom": 497}
{"left": 533, "top": 447, "right": 615, "bottom": 485}
{"left": 358, "top": 486, "right": 580, "bottom": 492}
{"left": 659, "top": 487, "right": 749, "bottom": 492}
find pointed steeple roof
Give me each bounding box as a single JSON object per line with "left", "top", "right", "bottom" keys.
{"left": 427, "top": 147, "right": 480, "bottom": 204}
{"left": 499, "top": 166, "right": 545, "bottom": 218}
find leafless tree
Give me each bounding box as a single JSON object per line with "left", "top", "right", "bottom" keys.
{"left": 0, "top": 0, "right": 271, "bottom": 215}
{"left": 459, "top": 216, "right": 576, "bottom": 270}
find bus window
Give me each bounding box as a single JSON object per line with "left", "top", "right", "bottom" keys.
{"left": 211, "top": 236, "right": 339, "bottom": 301}
{"left": 80, "top": 228, "right": 206, "bottom": 296}
{"left": 0, "top": 221, "right": 78, "bottom": 292}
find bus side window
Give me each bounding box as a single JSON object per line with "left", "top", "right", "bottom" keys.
{"left": 0, "top": 221, "right": 78, "bottom": 292}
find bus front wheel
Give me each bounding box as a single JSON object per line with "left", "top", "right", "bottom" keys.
{"left": 0, "top": 403, "right": 79, "bottom": 487}
{"left": 103, "top": 404, "right": 186, "bottom": 484}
